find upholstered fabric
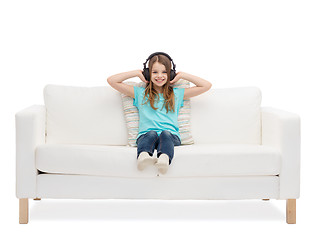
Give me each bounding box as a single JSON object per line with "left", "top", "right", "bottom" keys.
{"left": 121, "top": 80, "right": 194, "bottom": 147}
{"left": 35, "top": 143, "right": 281, "bottom": 178}
{"left": 15, "top": 105, "right": 45, "bottom": 198}
{"left": 43, "top": 84, "right": 261, "bottom": 146}
{"left": 261, "top": 107, "right": 301, "bottom": 199}
{"left": 37, "top": 174, "right": 280, "bottom": 200}
{"left": 16, "top": 86, "right": 301, "bottom": 202}
{"left": 190, "top": 87, "right": 262, "bottom": 144}
{"left": 44, "top": 84, "right": 128, "bottom": 145}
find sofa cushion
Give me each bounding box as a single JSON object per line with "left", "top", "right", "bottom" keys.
{"left": 44, "top": 84, "right": 128, "bottom": 145}
{"left": 36, "top": 144, "right": 157, "bottom": 178}
{"left": 159, "top": 144, "right": 281, "bottom": 177}
{"left": 43, "top": 85, "right": 261, "bottom": 146}
{"left": 190, "top": 87, "right": 262, "bottom": 144}
{"left": 35, "top": 144, "right": 280, "bottom": 178}
{"left": 121, "top": 80, "right": 194, "bottom": 147}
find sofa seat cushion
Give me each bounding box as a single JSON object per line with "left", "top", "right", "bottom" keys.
{"left": 162, "top": 144, "right": 281, "bottom": 177}
{"left": 36, "top": 144, "right": 157, "bottom": 178}
{"left": 36, "top": 144, "right": 281, "bottom": 178}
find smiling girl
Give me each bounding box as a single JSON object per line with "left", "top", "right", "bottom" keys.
{"left": 107, "top": 52, "right": 212, "bottom": 174}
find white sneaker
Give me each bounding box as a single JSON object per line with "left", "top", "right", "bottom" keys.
{"left": 156, "top": 153, "right": 169, "bottom": 174}
{"left": 137, "top": 152, "right": 156, "bottom": 171}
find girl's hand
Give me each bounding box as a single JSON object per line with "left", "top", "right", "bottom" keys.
{"left": 137, "top": 70, "right": 149, "bottom": 83}
{"left": 170, "top": 72, "right": 183, "bottom": 86}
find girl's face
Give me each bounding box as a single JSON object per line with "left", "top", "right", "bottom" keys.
{"left": 151, "top": 62, "right": 168, "bottom": 89}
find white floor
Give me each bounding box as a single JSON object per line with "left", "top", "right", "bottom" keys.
{"left": 2, "top": 196, "right": 313, "bottom": 240}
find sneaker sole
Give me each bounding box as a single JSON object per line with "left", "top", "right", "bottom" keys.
{"left": 137, "top": 157, "right": 157, "bottom": 171}
{"left": 155, "top": 162, "right": 168, "bottom": 174}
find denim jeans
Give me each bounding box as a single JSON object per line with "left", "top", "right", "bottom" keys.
{"left": 136, "top": 130, "right": 181, "bottom": 165}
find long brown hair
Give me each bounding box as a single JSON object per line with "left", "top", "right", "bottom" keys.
{"left": 142, "top": 54, "right": 175, "bottom": 113}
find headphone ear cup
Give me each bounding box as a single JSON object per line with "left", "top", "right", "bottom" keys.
{"left": 143, "top": 68, "right": 150, "bottom": 81}
{"left": 170, "top": 69, "right": 176, "bottom": 81}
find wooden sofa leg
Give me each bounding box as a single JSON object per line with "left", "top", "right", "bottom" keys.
{"left": 19, "top": 198, "right": 28, "bottom": 224}
{"left": 286, "top": 199, "right": 296, "bottom": 224}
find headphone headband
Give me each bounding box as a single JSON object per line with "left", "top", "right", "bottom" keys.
{"left": 143, "top": 52, "right": 176, "bottom": 71}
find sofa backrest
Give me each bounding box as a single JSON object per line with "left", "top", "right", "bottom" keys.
{"left": 44, "top": 84, "right": 128, "bottom": 145}
{"left": 44, "top": 84, "right": 261, "bottom": 146}
{"left": 190, "top": 86, "right": 261, "bottom": 144}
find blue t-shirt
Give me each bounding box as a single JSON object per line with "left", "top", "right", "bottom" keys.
{"left": 133, "top": 86, "right": 185, "bottom": 142}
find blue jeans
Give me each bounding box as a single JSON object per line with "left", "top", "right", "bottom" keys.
{"left": 136, "top": 130, "right": 181, "bottom": 165}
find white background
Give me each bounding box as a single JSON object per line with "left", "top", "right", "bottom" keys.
{"left": 1, "top": 0, "right": 314, "bottom": 239}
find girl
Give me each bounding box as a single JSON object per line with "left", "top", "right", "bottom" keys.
{"left": 107, "top": 52, "right": 212, "bottom": 174}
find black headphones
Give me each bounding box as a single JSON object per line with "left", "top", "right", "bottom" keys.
{"left": 142, "top": 52, "right": 176, "bottom": 81}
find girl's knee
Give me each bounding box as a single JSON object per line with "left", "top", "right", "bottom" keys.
{"left": 160, "top": 130, "right": 171, "bottom": 137}
{"left": 148, "top": 130, "right": 158, "bottom": 136}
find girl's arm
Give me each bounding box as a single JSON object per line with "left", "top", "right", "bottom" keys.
{"left": 107, "top": 70, "right": 148, "bottom": 98}
{"left": 170, "top": 72, "right": 212, "bottom": 100}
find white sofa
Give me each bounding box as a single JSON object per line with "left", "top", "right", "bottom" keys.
{"left": 15, "top": 84, "right": 300, "bottom": 224}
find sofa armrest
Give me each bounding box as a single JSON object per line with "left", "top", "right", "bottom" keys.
{"left": 261, "top": 107, "right": 301, "bottom": 199}
{"left": 15, "top": 105, "right": 46, "bottom": 198}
